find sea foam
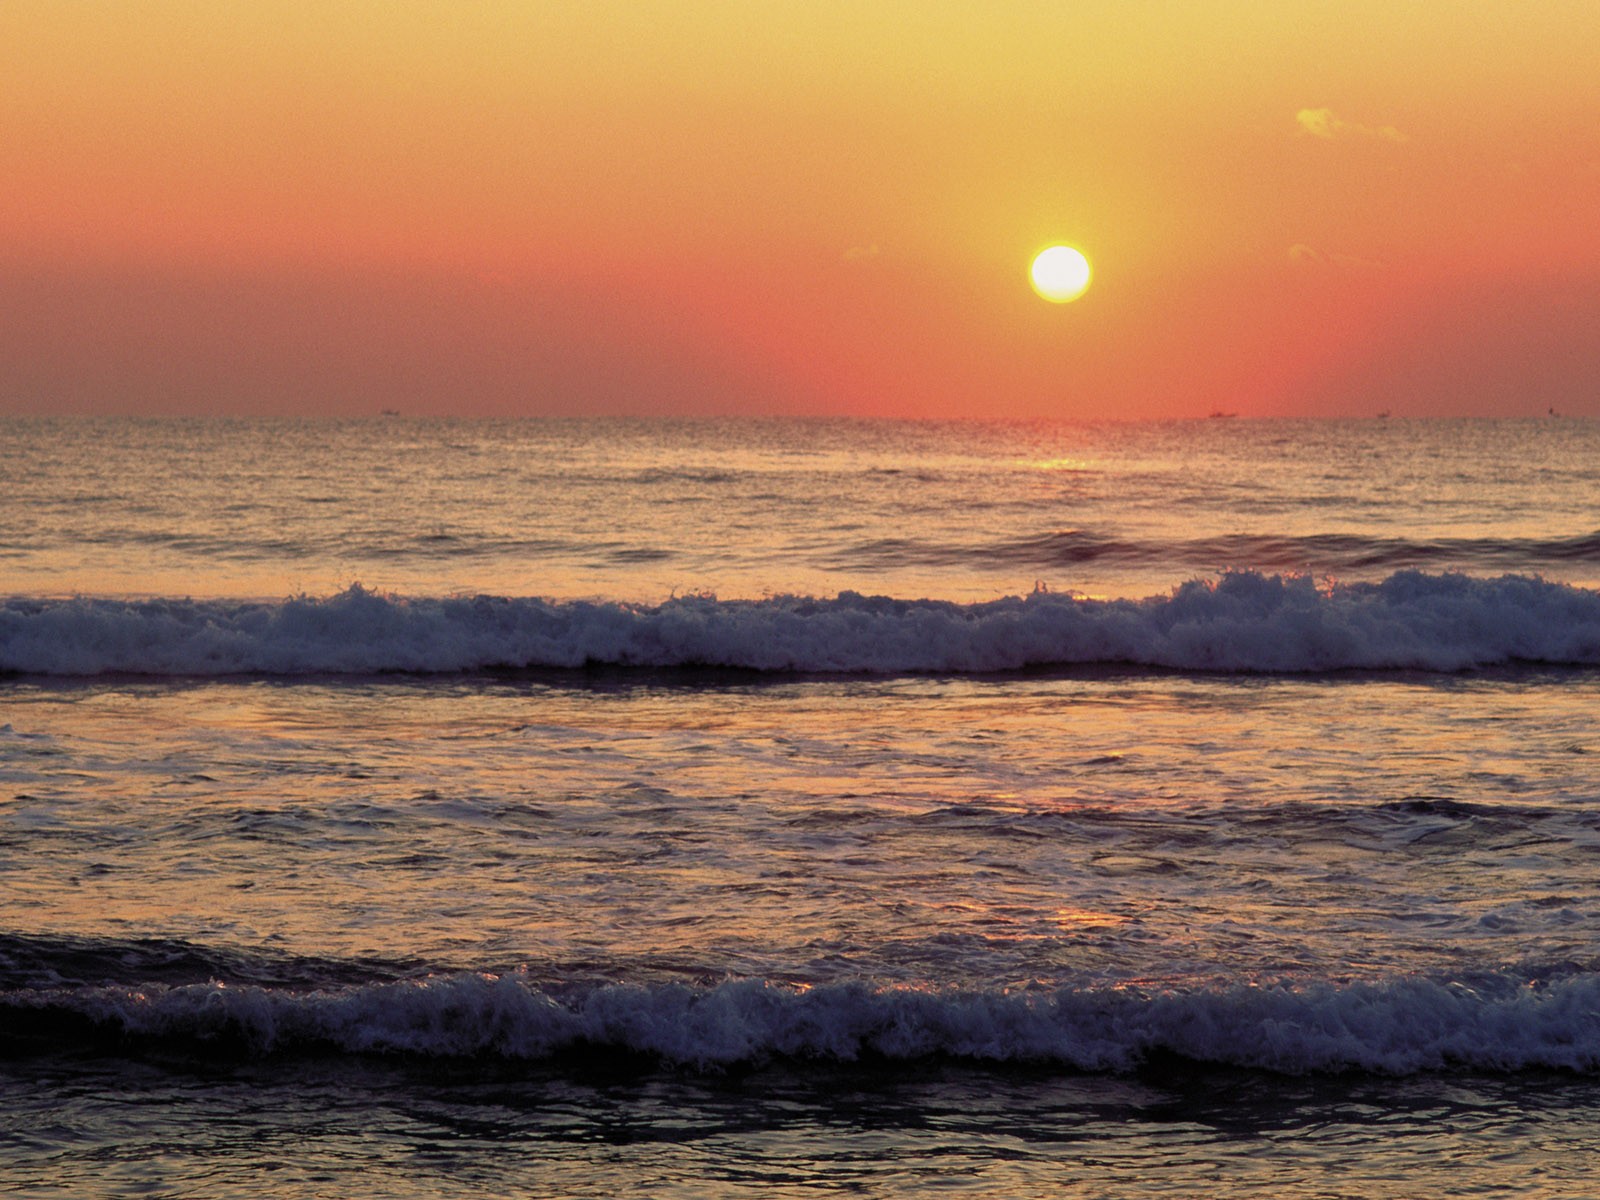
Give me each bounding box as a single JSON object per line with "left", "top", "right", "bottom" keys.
{"left": 8, "top": 973, "right": 1600, "bottom": 1075}
{"left": 4, "top": 571, "right": 1600, "bottom": 677}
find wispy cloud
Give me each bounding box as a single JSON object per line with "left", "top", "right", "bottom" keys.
{"left": 1288, "top": 244, "right": 1382, "bottom": 270}
{"left": 1295, "top": 107, "right": 1408, "bottom": 143}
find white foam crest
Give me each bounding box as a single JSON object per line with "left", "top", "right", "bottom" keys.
{"left": 15, "top": 973, "right": 1600, "bottom": 1074}
{"left": 4, "top": 572, "right": 1600, "bottom": 676}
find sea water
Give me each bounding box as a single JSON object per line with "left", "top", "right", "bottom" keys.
{"left": 4, "top": 416, "right": 1600, "bottom": 1197}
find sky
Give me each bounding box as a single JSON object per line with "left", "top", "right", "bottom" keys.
{"left": 3, "top": 0, "right": 1599, "bottom": 420}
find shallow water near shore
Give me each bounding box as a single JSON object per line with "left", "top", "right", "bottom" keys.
{"left": 8, "top": 1051, "right": 1600, "bottom": 1198}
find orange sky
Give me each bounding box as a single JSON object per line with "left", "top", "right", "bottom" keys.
{"left": 3, "top": 1, "right": 1598, "bottom": 419}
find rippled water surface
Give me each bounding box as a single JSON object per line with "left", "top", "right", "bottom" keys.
{"left": 6, "top": 669, "right": 1600, "bottom": 989}
{"left": 6, "top": 415, "right": 1599, "bottom": 600}
{"left": 5, "top": 417, "right": 1600, "bottom": 1197}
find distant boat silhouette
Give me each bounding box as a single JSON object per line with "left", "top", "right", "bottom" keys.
{"left": 1208, "top": 410, "right": 1238, "bottom": 419}
{"left": 380, "top": 408, "right": 401, "bottom": 417}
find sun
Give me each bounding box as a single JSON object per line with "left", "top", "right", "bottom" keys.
{"left": 1029, "top": 245, "right": 1092, "bottom": 303}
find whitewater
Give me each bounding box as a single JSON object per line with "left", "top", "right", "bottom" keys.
{"left": 6, "top": 569, "right": 1600, "bottom": 676}
{"left": 5, "top": 415, "right": 1600, "bottom": 1198}
{"left": 13, "top": 969, "right": 1600, "bottom": 1076}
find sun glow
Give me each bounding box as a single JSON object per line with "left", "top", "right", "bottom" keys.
{"left": 1029, "top": 245, "right": 1092, "bottom": 303}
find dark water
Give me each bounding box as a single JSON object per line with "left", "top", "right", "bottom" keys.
{"left": 8, "top": 1050, "right": 1600, "bottom": 1197}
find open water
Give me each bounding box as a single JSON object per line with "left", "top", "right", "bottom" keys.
{"left": 4, "top": 415, "right": 1600, "bottom": 1197}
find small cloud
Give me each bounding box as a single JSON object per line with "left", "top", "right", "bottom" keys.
{"left": 1288, "top": 244, "right": 1382, "bottom": 270}
{"left": 842, "top": 243, "right": 881, "bottom": 262}
{"left": 1296, "top": 107, "right": 1408, "bottom": 143}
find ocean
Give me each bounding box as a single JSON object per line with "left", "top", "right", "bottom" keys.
{"left": 4, "top": 415, "right": 1600, "bottom": 1197}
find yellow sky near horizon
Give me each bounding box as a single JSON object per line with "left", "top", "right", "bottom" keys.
{"left": 3, "top": 1, "right": 1599, "bottom": 419}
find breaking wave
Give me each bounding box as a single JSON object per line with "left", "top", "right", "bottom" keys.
{"left": 6, "top": 971, "right": 1600, "bottom": 1076}
{"left": 4, "top": 570, "right": 1600, "bottom": 677}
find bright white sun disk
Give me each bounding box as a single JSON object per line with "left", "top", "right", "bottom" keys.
{"left": 1030, "top": 245, "right": 1092, "bottom": 303}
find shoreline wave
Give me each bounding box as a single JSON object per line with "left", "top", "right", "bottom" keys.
{"left": 6, "top": 971, "right": 1599, "bottom": 1076}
